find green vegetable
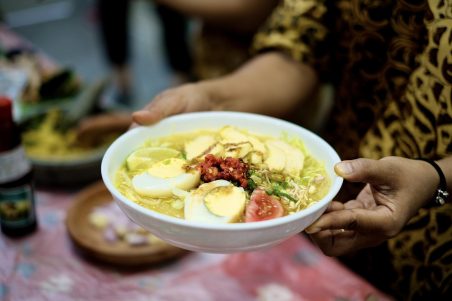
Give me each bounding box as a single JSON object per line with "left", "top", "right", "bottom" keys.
{"left": 247, "top": 177, "right": 257, "bottom": 191}
{"left": 267, "top": 183, "right": 298, "bottom": 203}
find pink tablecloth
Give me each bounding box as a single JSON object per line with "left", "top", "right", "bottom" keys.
{"left": 0, "top": 189, "right": 392, "bottom": 301}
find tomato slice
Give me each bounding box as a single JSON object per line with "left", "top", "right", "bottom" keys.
{"left": 245, "top": 189, "right": 284, "bottom": 222}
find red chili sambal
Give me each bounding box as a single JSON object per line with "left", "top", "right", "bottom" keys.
{"left": 196, "top": 154, "right": 249, "bottom": 188}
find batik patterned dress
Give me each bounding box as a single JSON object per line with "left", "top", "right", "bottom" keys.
{"left": 253, "top": 1, "right": 452, "bottom": 300}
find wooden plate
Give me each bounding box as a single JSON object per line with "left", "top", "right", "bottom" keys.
{"left": 66, "top": 181, "right": 187, "bottom": 267}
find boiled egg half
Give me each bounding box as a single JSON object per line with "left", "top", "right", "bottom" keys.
{"left": 185, "top": 180, "right": 247, "bottom": 224}
{"left": 132, "top": 158, "right": 200, "bottom": 198}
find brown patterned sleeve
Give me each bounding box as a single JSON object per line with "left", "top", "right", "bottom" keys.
{"left": 252, "top": 0, "right": 331, "bottom": 73}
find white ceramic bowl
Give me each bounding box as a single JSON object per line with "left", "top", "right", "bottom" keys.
{"left": 101, "top": 112, "right": 343, "bottom": 253}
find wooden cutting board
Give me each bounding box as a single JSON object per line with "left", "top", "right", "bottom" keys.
{"left": 66, "top": 181, "right": 187, "bottom": 267}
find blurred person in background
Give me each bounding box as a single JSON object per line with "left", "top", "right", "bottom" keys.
{"left": 97, "top": 0, "right": 192, "bottom": 107}
{"left": 79, "top": 0, "right": 278, "bottom": 138}
{"left": 132, "top": 0, "right": 452, "bottom": 300}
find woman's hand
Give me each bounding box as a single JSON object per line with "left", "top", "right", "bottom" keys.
{"left": 132, "top": 53, "right": 318, "bottom": 126}
{"left": 306, "top": 156, "right": 440, "bottom": 256}
{"left": 132, "top": 83, "right": 218, "bottom": 125}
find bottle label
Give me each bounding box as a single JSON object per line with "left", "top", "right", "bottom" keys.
{"left": 0, "top": 146, "right": 31, "bottom": 183}
{"left": 0, "top": 185, "right": 36, "bottom": 229}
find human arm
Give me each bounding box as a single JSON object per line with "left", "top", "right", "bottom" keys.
{"left": 155, "top": 0, "right": 278, "bottom": 32}
{"left": 305, "top": 156, "right": 452, "bottom": 256}
{"left": 133, "top": 0, "right": 329, "bottom": 124}
{"left": 133, "top": 52, "right": 318, "bottom": 124}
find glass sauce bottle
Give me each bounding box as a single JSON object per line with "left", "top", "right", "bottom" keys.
{"left": 0, "top": 96, "right": 37, "bottom": 237}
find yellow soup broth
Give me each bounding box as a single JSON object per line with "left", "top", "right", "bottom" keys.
{"left": 115, "top": 126, "right": 330, "bottom": 223}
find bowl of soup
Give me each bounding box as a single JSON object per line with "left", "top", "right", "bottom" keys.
{"left": 101, "top": 112, "right": 343, "bottom": 253}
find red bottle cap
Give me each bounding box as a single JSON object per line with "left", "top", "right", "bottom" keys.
{"left": 0, "top": 96, "right": 13, "bottom": 122}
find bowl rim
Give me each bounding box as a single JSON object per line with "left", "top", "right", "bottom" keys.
{"left": 101, "top": 111, "right": 343, "bottom": 231}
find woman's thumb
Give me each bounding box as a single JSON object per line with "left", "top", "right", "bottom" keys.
{"left": 334, "top": 158, "right": 389, "bottom": 185}
{"left": 132, "top": 96, "right": 168, "bottom": 125}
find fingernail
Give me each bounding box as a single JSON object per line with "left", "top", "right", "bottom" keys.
{"left": 305, "top": 226, "right": 321, "bottom": 234}
{"left": 335, "top": 162, "right": 353, "bottom": 176}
